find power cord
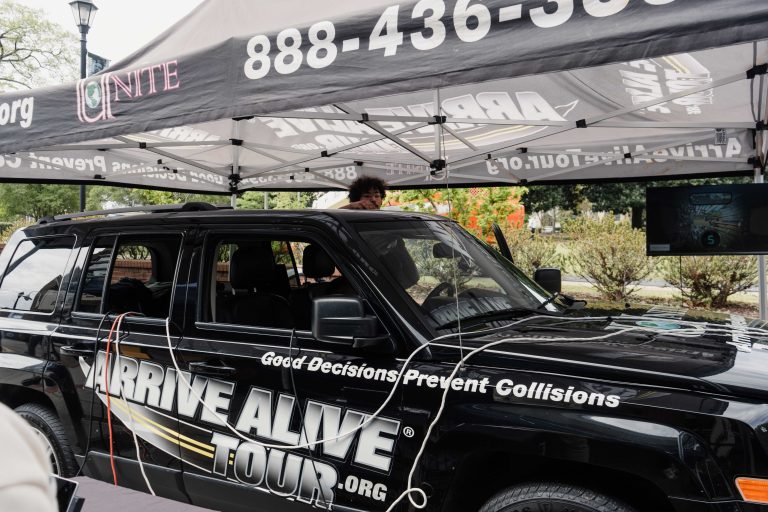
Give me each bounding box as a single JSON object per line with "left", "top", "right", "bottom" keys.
{"left": 112, "top": 312, "right": 156, "bottom": 495}
{"left": 287, "top": 328, "right": 331, "bottom": 508}
{"left": 159, "top": 315, "right": 768, "bottom": 510}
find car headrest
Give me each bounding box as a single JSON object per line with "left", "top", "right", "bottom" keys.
{"left": 303, "top": 244, "right": 335, "bottom": 279}
{"left": 390, "top": 239, "right": 420, "bottom": 289}
{"left": 230, "top": 244, "right": 275, "bottom": 289}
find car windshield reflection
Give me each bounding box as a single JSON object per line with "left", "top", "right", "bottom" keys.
{"left": 352, "top": 219, "right": 556, "bottom": 330}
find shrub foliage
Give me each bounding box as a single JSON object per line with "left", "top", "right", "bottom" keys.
{"left": 502, "top": 228, "right": 559, "bottom": 278}
{"left": 660, "top": 255, "right": 758, "bottom": 308}
{"left": 563, "top": 216, "right": 654, "bottom": 302}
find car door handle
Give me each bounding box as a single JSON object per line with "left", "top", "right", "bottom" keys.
{"left": 60, "top": 344, "right": 96, "bottom": 357}
{"left": 187, "top": 361, "right": 236, "bottom": 376}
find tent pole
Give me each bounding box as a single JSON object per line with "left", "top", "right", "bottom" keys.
{"left": 756, "top": 167, "right": 767, "bottom": 320}
{"left": 231, "top": 119, "right": 241, "bottom": 209}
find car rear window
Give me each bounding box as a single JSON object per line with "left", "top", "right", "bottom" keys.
{"left": 0, "top": 236, "right": 75, "bottom": 313}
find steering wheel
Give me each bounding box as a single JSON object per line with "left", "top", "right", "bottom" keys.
{"left": 425, "top": 281, "right": 456, "bottom": 301}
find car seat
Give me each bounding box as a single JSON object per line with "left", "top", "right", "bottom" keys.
{"left": 220, "top": 244, "right": 293, "bottom": 328}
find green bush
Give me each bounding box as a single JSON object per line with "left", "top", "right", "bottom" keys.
{"left": 0, "top": 218, "right": 32, "bottom": 244}
{"left": 502, "top": 228, "right": 559, "bottom": 278}
{"left": 563, "top": 216, "right": 654, "bottom": 302}
{"left": 660, "top": 255, "right": 758, "bottom": 308}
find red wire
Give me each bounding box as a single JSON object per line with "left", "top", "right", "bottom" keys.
{"left": 103, "top": 314, "right": 122, "bottom": 486}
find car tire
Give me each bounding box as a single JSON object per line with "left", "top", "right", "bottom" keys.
{"left": 15, "top": 403, "right": 78, "bottom": 477}
{"left": 479, "top": 482, "right": 637, "bottom": 512}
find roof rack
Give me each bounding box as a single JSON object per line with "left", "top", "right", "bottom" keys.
{"left": 37, "top": 202, "right": 232, "bottom": 224}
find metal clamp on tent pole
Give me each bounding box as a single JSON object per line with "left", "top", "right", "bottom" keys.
{"left": 576, "top": 119, "right": 588, "bottom": 128}
{"left": 357, "top": 113, "right": 369, "bottom": 123}
{"left": 430, "top": 159, "right": 446, "bottom": 175}
{"left": 747, "top": 64, "right": 768, "bottom": 79}
{"left": 230, "top": 138, "right": 243, "bottom": 146}
{"left": 228, "top": 172, "right": 242, "bottom": 193}
{"left": 429, "top": 116, "right": 447, "bottom": 125}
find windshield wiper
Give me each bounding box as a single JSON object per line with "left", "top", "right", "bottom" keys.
{"left": 537, "top": 292, "right": 587, "bottom": 311}
{"left": 537, "top": 292, "right": 561, "bottom": 310}
{"left": 436, "top": 307, "right": 554, "bottom": 330}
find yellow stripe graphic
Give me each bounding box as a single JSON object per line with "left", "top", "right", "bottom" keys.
{"left": 662, "top": 56, "right": 690, "bottom": 75}
{"left": 110, "top": 398, "right": 215, "bottom": 458}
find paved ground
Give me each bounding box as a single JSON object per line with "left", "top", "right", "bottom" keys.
{"left": 74, "top": 477, "right": 214, "bottom": 512}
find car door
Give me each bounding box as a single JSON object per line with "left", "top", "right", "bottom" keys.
{"left": 0, "top": 233, "right": 78, "bottom": 473}
{"left": 174, "top": 224, "right": 423, "bottom": 512}
{"left": 54, "top": 228, "right": 191, "bottom": 501}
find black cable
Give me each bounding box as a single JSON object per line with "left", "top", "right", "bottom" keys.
{"left": 75, "top": 311, "right": 112, "bottom": 477}
{"left": 287, "top": 329, "right": 329, "bottom": 508}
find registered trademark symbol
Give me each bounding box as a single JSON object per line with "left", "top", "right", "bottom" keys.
{"left": 403, "top": 426, "right": 415, "bottom": 438}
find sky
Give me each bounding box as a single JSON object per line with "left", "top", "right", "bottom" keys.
{"left": 15, "top": 0, "right": 205, "bottom": 63}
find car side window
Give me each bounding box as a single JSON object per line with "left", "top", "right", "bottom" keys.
{"left": 0, "top": 236, "right": 75, "bottom": 313}
{"left": 203, "top": 236, "right": 353, "bottom": 330}
{"left": 75, "top": 234, "right": 181, "bottom": 317}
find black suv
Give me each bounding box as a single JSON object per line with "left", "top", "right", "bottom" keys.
{"left": 1, "top": 203, "right": 767, "bottom": 512}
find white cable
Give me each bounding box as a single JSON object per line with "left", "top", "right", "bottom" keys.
{"left": 162, "top": 315, "right": 768, "bottom": 509}
{"left": 384, "top": 325, "right": 716, "bottom": 511}
{"left": 164, "top": 317, "right": 434, "bottom": 449}
{"left": 113, "top": 313, "right": 156, "bottom": 496}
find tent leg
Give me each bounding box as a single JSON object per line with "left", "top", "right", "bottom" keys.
{"left": 759, "top": 257, "right": 766, "bottom": 321}
{"left": 756, "top": 168, "right": 766, "bottom": 320}
{"left": 230, "top": 193, "right": 237, "bottom": 209}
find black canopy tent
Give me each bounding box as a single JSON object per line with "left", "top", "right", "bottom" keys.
{"left": 0, "top": 0, "right": 766, "bottom": 195}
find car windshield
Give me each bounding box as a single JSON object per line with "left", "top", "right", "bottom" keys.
{"left": 352, "top": 219, "right": 558, "bottom": 330}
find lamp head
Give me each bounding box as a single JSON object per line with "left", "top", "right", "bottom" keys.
{"left": 69, "top": 0, "right": 98, "bottom": 30}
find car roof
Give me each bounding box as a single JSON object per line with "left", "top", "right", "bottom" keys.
{"left": 24, "top": 207, "right": 449, "bottom": 236}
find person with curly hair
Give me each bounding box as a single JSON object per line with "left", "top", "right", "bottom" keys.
{"left": 341, "top": 176, "right": 387, "bottom": 210}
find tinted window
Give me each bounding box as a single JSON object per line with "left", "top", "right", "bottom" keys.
{"left": 0, "top": 236, "right": 75, "bottom": 313}
{"left": 76, "top": 237, "right": 114, "bottom": 314}
{"left": 203, "top": 236, "right": 351, "bottom": 330}
{"left": 352, "top": 220, "right": 551, "bottom": 330}
{"left": 76, "top": 235, "right": 181, "bottom": 317}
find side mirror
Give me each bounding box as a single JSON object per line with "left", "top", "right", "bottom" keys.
{"left": 534, "top": 267, "right": 561, "bottom": 294}
{"left": 312, "top": 297, "right": 394, "bottom": 354}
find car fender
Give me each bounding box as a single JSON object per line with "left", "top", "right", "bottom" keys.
{"left": 426, "top": 404, "right": 731, "bottom": 503}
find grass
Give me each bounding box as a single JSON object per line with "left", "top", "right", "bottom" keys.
{"left": 562, "top": 281, "right": 760, "bottom": 317}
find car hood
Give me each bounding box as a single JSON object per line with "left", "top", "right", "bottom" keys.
{"left": 455, "top": 304, "right": 768, "bottom": 400}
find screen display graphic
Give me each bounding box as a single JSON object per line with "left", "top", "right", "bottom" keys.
{"left": 646, "top": 184, "right": 768, "bottom": 255}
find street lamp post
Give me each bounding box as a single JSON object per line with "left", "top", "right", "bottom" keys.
{"left": 69, "top": 0, "right": 98, "bottom": 212}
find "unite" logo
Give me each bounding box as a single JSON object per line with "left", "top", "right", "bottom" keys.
{"left": 76, "top": 60, "right": 181, "bottom": 124}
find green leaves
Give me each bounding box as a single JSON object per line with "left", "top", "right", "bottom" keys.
{"left": 563, "top": 216, "right": 654, "bottom": 302}
{"left": 660, "top": 255, "right": 758, "bottom": 309}
{"left": 0, "top": 184, "right": 79, "bottom": 220}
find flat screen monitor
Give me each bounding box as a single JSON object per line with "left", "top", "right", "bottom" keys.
{"left": 646, "top": 184, "right": 768, "bottom": 255}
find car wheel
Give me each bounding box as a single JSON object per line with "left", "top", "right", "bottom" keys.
{"left": 479, "top": 482, "right": 637, "bottom": 512}
{"left": 15, "top": 403, "right": 78, "bottom": 477}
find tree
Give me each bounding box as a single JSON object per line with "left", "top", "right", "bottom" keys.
{"left": 237, "top": 191, "right": 317, "bottom": 210}
{"left": 521, "top": 185, "right": 580, "bottom": 214}
{"left": 582, "top": 182, "right": 646, "bottom": 228}
{"left": 389, "top": 187, "right": 524, "bottom": 241}
{"left": 581, "top": 177, "right": 751, "bottom": 228}
{"left": 0, "top": 0, "right": 77, "bottom": 91}
{"left": 521, "top": 184, "right": 581, "bottom": 232}
{"left": 0, "top": 183, "right": 79, "bottom": 220}
{"left": 87, "top": 186, "right": 223, "bottom": 209}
